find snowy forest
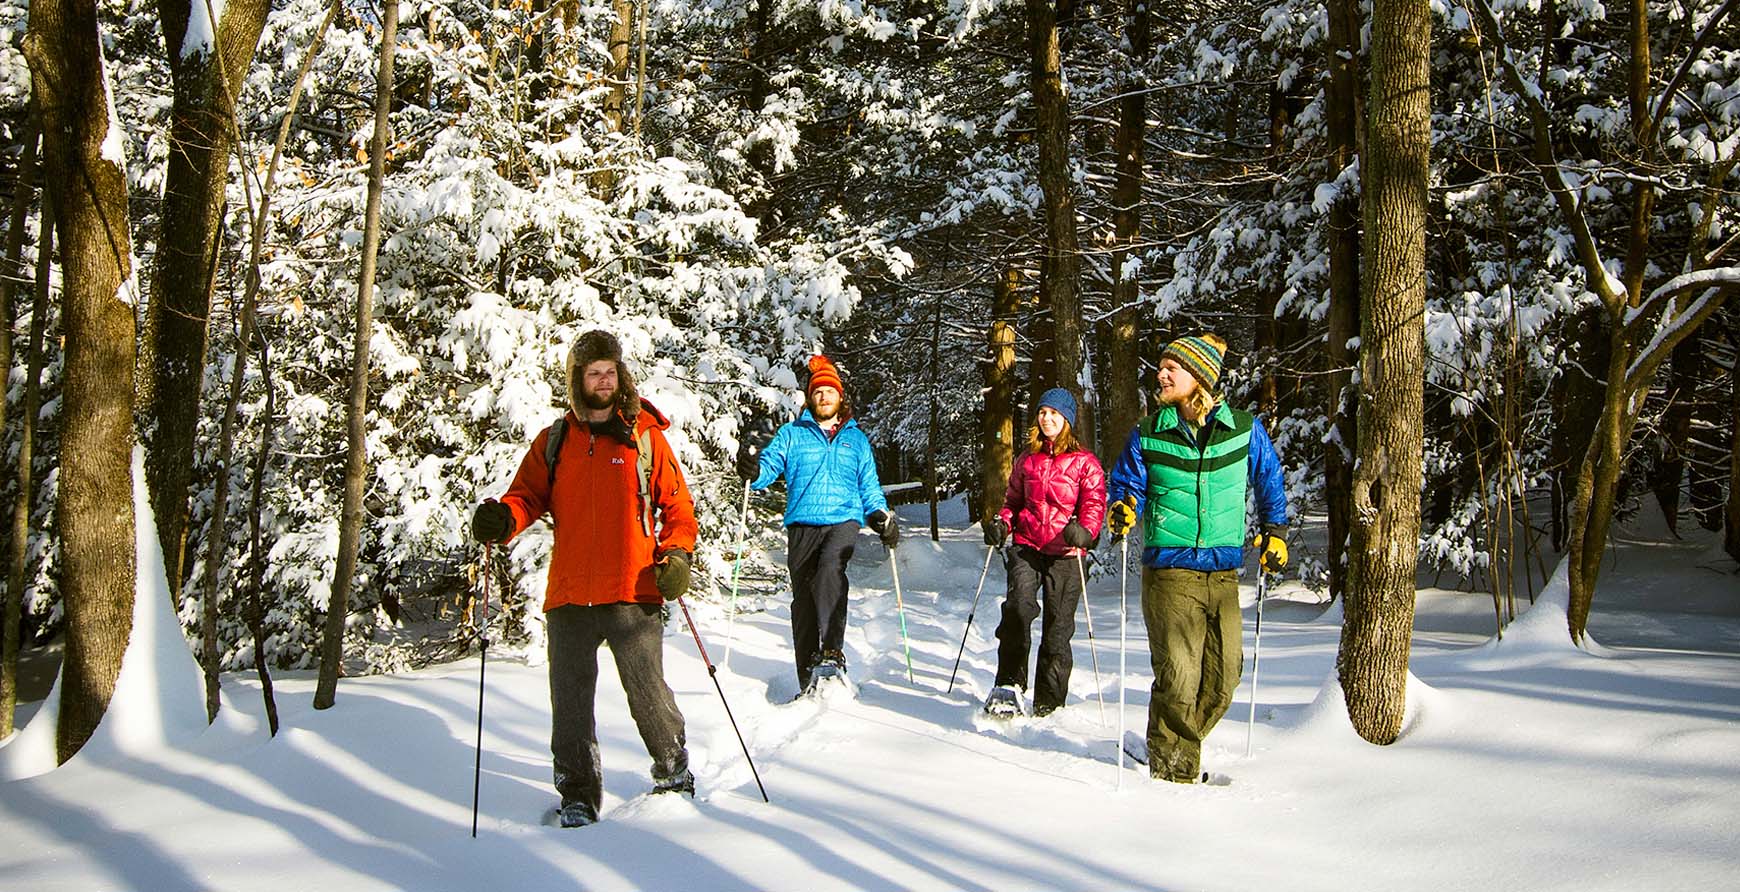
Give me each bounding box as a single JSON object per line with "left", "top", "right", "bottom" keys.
{"left": 3, "top": 0, "right": 1740, "bottom": 787}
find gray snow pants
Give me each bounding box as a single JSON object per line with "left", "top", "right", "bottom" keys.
{"left": 546, "top": 602, "right": 688, "bottom": 812}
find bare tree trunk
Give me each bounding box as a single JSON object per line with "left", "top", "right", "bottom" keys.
{"left": 927, "top": 291, "right": 942, "bottom": 541}
{"left": 1653, "top": 332, "right": 1704, "bottom": 535}
{"left": 1337, "top": 0, "right": 1429, "bottom": 746}
{"left": 1727, "top": 350, "right": 1740, "bottom": 562}
{"left": 196, "top": 0, "right": 334, "bottom": 722}
{"left": 246, "top": 335, "right": 281, "bottom": 735}
{"left": 142, "top": 0, "right": 271, "bottom": 601}
{"left": 1103, "top": 0, "right": 1146, "bottom": 466}
{"left": 1323, "top": 0, "right": 1362, "bottom": 603}
{"left": 314, "top": 0, "right": 399, "bottom": 710}
{"left": 0, "top": 119, "right": 38, "bottom": 439}
{"left": 3, "top": 184, "right": 49, "bottom": 741}
{"left": 980, "top": 269, "right": 1018, "bottom": 528}
{"left": 24, "top": 0, "right": 141, "bottom": 763}
{"left": 1027, "top": 0, "right": 1084, "bottom": 439}
{"left": 604, "top": 0, "right": 634, "bottom": 132}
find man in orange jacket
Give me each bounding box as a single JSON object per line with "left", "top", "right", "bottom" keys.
{"left": 470, "top": 330, "right": 699, "bottom": 828}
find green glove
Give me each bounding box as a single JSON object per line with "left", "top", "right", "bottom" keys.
{"left": 656, "top": 550, "right": 692, "bottom": 601}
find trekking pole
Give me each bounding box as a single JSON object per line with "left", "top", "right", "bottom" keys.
{"left": 1117, "top": 536, "right": 1129, "bottom": 789}
{"left": 1245, "top": 564, "right": 1268, "bottom": 758}
{"left": 723, "top": 480, "right": 751, "bottom": 670}
{"left": 676, "top": 597, "right": 770, "bottom": 802}
{"left": 888, "top": 546, "right": 916, "bottom": 684}
{"left": 470, "top": 544, "right": 492, "bottom": 838}
{"left": 1075, "top": 554, "right": 1106, "bottom": 725}
{"left": 946, "top": 544, "right": 999, "bottom": 693}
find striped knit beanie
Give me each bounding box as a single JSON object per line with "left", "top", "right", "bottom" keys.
{"left": 1163, "top": 334, "right": 1227, "bottom": 392}
{"left": 806, "top": 354, "right": 844, "bottom": 396}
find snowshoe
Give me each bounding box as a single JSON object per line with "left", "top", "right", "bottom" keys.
{"left": 802, "top": 650, "right": 849, "bottom": 697}
{"left": 547, "top": 801, "right": 597, "bottom": 828}
{"left": 653, "top": 768, "right": 696, "bottom": 798}
{"left": 1121, "top": 730, "right": 1149, "bottom": 765}
{"left": 983, "top": 686, "right": 1024, "bottom": 718}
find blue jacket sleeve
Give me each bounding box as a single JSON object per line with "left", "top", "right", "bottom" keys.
{"left": 750, "top": 423, "right": 791, "bottom": 491}
{"left": 1247, "top": 418, "right": 1289, "bottom": 529}
{"left": 1106, "top": 427, "right": 1148, "bottom": 511}
{"left": 856, "top": 429, "right": 889, "bottom": 517}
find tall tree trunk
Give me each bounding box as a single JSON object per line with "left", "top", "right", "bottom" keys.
{"left": 1, "top": 119, "right": 38, "bottom": 440}
{"left": 24, "top": 0, "right": 141, "bottom": 763}
{"left": 1337, "top": 0, "right": 1429, "bottom": 746}
{"left": 3, "top": 185, "right": 49, "bottom": 742}
{"left": 1727, "top": 349, "right": 1740, "bottom": 562}
{"left": 314, "top": 0, "right": 399, "bottom": 710}
{"left": 980, "top": 269, "right": 1019, "bottom": 528}
{"left": 1653, "top": 332, "right": 1703, "bottom": 535}
{"left": 1103, "top": 0, "right": 1147, "bottom": 466}
{"left": 1027, "top": 0, "right": 1084, "bottom": 440}
{"left": 926, "top": 291, "right": 942, "bottom": 541}
{"left": 196, "top": 0, "right": 334, "bottom": 722}
{"left": 1324, "top": 0, "right": 1362, "bottom": 603}
{"left": 142, "top": 0, "right": 271, "bottom": 601}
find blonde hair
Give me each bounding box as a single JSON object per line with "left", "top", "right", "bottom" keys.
{"left": 1182, "top": 386, "right": 1217, "bottom": 422}
{"left": 1026, "top": 420, "right": 1080, "bottom": 456}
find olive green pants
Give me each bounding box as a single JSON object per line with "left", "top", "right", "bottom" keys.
{"left": 1141, "top": 568, "right": 1242, "bottom": 782}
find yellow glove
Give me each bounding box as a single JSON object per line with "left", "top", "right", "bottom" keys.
{"left": 1252, "top": 532, "right": 1288, "bottom": 573}
{"left": 1108, "top": 496, "right": 1138, "bottom": 538}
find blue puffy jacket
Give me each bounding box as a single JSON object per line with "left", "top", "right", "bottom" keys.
{"left": 751, "top": 411, "right": 889, "bottom": 527}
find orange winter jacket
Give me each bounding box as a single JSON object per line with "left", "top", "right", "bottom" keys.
{"left": 498, "top": 399, "right": 698, "bottom": 610}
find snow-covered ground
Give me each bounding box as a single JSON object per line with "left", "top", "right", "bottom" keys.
{"left": 3, "top": 498, "right": 1738, "bottom": 891}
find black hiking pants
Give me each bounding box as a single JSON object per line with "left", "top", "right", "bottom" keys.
{"left": 786, "top": 520, "right": 860, "bottom": 688}
{"left": 993, "top": 546, "right": 1083, "bottom": 712}
{"left": 547, "top": 602, "right": 689, "bottom": 813}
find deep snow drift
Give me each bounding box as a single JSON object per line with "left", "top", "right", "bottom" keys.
{"left": 3, "top": 500, "right": 1738, "bottom": 891}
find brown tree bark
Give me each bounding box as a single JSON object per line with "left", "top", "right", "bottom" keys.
{"left": 3, "top": 176, "right": 48, "bottom": 742}
{"left": 1337, "top": 0, "right": 1430, "bottom": 746}
{"left": 197, "top": 0, "right": 335, "bottom": 722}
{"left": 142, "top": 0, "right": 271, "bottom": 602}
{"left": 1727, "top": 350, "right": 1740, "bottom": 562}
{"left": 24, "top": 0, "right": 141, "bottom": 763}
{"left": 1323, "top": 0, "right": 1362, "bottom": 603}
{"left": 1026, "top": 0, "right": 1086, "bottom": 444}
{"left": 1103, "top": 0, "right": 1147, "bottom": 467}
{"left": 315, "top": 0, "right": 400, "bottom": 710}
{"left": 980, "top": 269, "right": 1019, "bottom": 528}
{"left": 0, "top": 120, "right": 38, "bottom": 440}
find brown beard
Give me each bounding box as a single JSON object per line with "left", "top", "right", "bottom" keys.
{"left": 581, "top": 388, "right": 615, "bottom": 410}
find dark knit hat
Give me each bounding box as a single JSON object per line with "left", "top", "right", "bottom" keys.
{"left": 1036, "top": 387, "right": 1078, "bottom": 427}
{"left": 806, "top": 354, "right": 844, "bottom": 396}
{"left": 566, "top": 329, "right": 639, "bottom": 420}
{"left": 1162, "top": 334, "right": 1227, "bottom": 392}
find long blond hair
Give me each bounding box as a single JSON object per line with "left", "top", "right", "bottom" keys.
{"left": 1026, "top": 420, "right": 1080, "bottom": 456}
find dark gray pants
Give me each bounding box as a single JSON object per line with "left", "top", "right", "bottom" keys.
{"left": 786, "top": 521, "right": 859, "bottom": 688}
{"left": 993, "top": 546, "right": 1082, "bottom": 712}
{"left": 546, "top": 602, "right": 688, "bottom": 812}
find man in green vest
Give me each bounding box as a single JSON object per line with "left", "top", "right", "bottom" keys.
{"left": 1107, "top": 333, "right": 1289, "bottom": 783}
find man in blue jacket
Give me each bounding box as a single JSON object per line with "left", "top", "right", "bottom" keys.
{"left": 1107, "top": 334, "right": 1289, "bottom": 783}
{"left": 738, "top": 354, "right": 898, "bottom": 693}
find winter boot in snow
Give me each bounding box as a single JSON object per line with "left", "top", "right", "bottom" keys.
{"left": 983, "top": 685, "right": 1024, "bottom": 718}
{"left": 558, "top": 801, "right": 599, "bottom": 828}
{"left": 805, "top": 649, "right": 847, "bottom": 693}
{"left": 653, "top": 767, "right": 696, "bottom": 798}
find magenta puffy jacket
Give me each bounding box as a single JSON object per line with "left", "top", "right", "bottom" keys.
{"left": 997, "top": 446, "right": 1107, "bottom": 556}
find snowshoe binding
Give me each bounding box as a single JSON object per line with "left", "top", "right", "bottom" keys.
{"left": 652, "top": 768, "right": 696, "bottom": 798}
{"left": 553, "top": 801, "right": 598, "bottom": 828}
{"left": 983, "top": 685, "right": 1025, "bottom": 718}
{"left": 802, "top": 649, "right": 849, "bottom": 697}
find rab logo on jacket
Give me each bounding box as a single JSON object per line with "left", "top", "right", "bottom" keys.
{"left": 611, "top": 457, "right": 626, "bottom": 465}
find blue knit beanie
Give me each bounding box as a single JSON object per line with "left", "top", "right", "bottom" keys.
{"left": 1036, "top": 388, "right": 1078, "bottom": 427}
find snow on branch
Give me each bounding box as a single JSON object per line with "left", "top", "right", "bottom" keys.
{"left": 1464, "top": 0, "right": 1624, "bottom": 307}
{"left": 1623, "top": 277, "right": 1739, "bottom": 392}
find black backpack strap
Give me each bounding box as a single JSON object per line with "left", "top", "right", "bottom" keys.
{"left": 544, "top": 415, "right": 569, "bottom": 489}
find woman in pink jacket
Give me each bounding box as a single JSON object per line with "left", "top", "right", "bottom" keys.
{"left": 983, "top": 388, "right": 1107, "bottom": 717}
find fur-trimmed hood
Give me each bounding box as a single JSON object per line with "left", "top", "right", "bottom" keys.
{"left": 566, "top": 329, "right": 640, "bottom": 424}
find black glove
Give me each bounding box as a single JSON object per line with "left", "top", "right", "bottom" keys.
{"left": 655, "top": 550, "right": 692, "bottom": 601}
{"left": 1062, "top": 519, "right": 1098, "bottom": 549}
{"left": 736, "top": 417, "right": 776, "bottom": 483}
{"left": 868, "top": 510, "right": 899, "bottom": 550}
{"left": 470, "top": 500, "right": 514, "bottom": 543}
{"left": 983, "top": 517, "right": 1008, "bottom": 547}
